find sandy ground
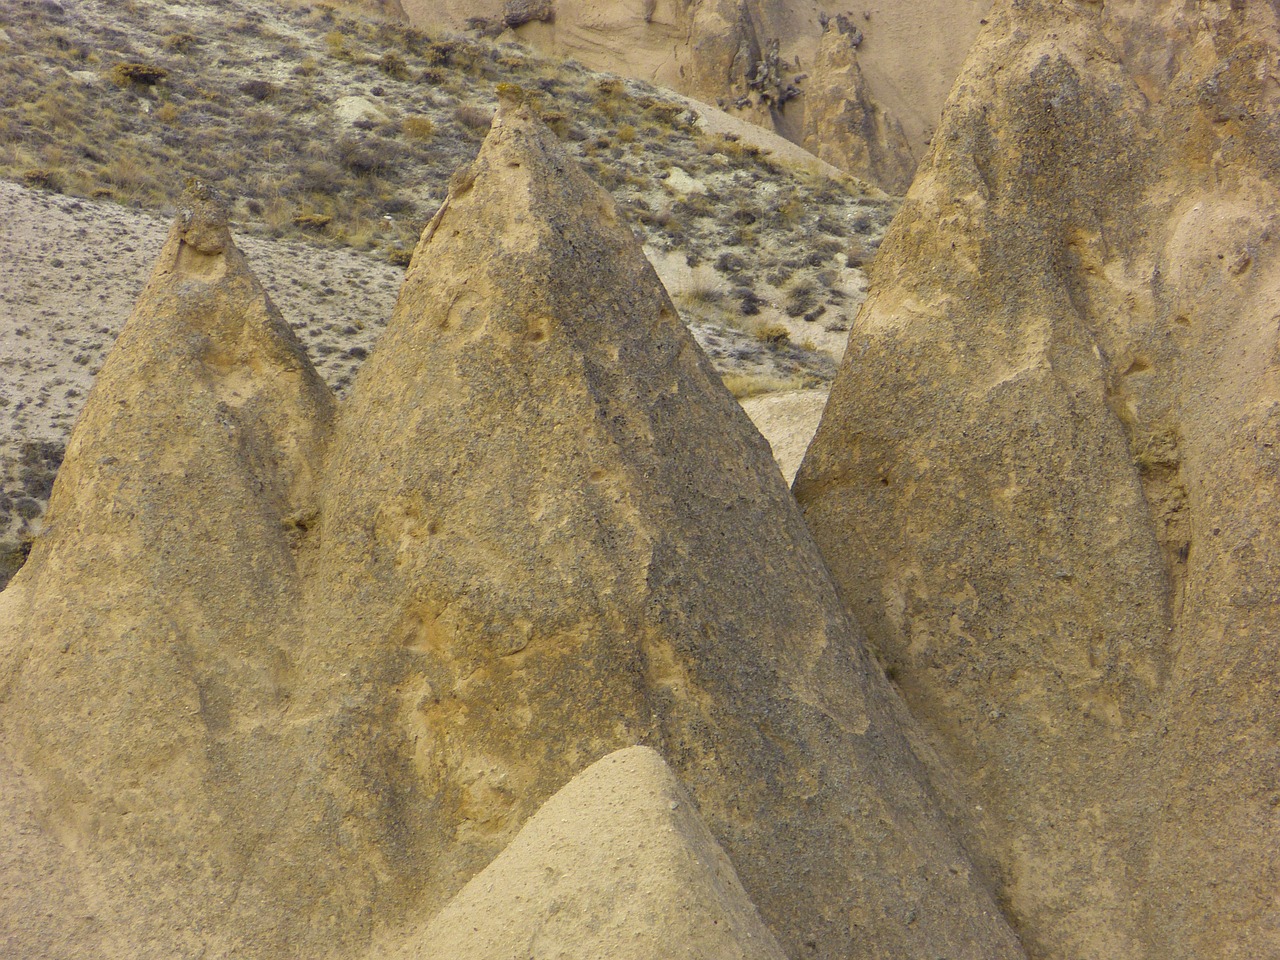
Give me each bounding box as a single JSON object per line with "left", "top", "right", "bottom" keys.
{"left": 738, "top": 388, "right": 830, "bottom": 484}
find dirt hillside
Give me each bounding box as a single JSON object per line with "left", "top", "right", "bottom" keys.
{"left": 397, "top": 0, "right": 992, "bottom": 189}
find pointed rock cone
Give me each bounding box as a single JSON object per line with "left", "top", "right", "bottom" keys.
{"left": 796, "top": 3, "right": 1280, "bottom": 959}
{"left": 800, "top": 15, "right": 914, "bottom": 192}
{"left": 315, "top": 102, "right": 1025, "bottom": 960}
{"left": 0, "top": 184, "right": 336, "bottom": 958}
{"left": 390, "top": 747, "right": 788, "bottom": 960}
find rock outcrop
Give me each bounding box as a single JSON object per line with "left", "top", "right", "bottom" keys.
{"left": 0, "top": 183, "right": 340, "bottom": 957}
{"left": 397, "top": 0, "right": 991, "bottom": 189}
{"left": 390, "top": 747, "right": 788, "bottom": 960}
{"left": 313, "top": 98, "right": 1024, "bottom": 960}
{"left": 0, "top": 104, "right": 1026, "bottom": 959}
{"left": 795, "top": 2, "right": 1280, "bottom": 958}
{"left": 797, "top": 14, "right": 914, "bottom": 192}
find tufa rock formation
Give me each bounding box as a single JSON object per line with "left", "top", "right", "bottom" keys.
{"left": 796, "top": 1, "right": 1280, "bottom": 958}
{"left": 1, "top": 105, "right": 1025, "bottom": 959}
{"left": 312, "top": 98, "right": 1024, "bottom": 960}
{"left": 387, "top": 747, "right": 788, "bottom": 960}
{"left": 0, "top": 182, "right": 341, "bottom": 957}
{"left": 397, "top": 0, "right": 991, "bottom": 189}
{"left": 798, "top": 14, "right": 915, "bottom": 192}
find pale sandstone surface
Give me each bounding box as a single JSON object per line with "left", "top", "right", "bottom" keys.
{"left": 398, "top": 0, "right": 991, "bottom": 188}
{"left": 740, "top": 387, "right": 828, "bottom": 483}
{"left": 795, "top": 2, "right": 1280, "bottom": 958}
{"left": 376, "top": 747, "right": 788, "bottom": 960}
{"left": 310, "top": 100, "right": 1024, "bottom": 960}
{"left": 0, "top": 751, "right": 111, "bottom": 960}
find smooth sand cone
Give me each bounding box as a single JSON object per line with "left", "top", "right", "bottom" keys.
{"left": 384, "top": 747, "right": 788, "bottom": 960}
{"left": 313, "top": 101, "right": 1025, "bottom": 960}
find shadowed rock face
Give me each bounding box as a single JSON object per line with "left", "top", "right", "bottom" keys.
{"left": 796, "top": 2, "right": 1280, "bottom": 958}
{"left": 0, "top": 110, "right": 1025, "bottom": 959}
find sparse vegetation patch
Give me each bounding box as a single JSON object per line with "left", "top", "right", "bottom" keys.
{"left": 0, "top": 0, "right": 892, "bottom": 285}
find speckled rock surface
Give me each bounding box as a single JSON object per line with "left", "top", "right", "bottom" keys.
{"left": 796, "top": 3, "right": 1280, "bottom": 958}
{"left": 312, "top": 100, "right": 1024, "bottom": 960}
{"left": 0, "top": 107, "right": 1024, "bottom": 960}
{"left": 0, "top": 183, "right": 342, "bottom": 958}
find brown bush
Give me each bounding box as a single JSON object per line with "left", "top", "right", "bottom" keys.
{"left": 293, "top": 212, "right": 333, "bottom": 230}
{"left": 111, "top": 62, "right": 168, "bottom": 87}
{"left": 402, "top": 115, "right": 434, "bottom": 141}
{"left": 239, "top": 79, "right": 277, "bottom": 102}
{"left": 379, "top": 52, "right": 410, "bottom": 81}
{"left": 454, "top": 104, "right": 492, "bottom": 131}
{"left": 754, "top": 323, "right": 791, "bottom": 346}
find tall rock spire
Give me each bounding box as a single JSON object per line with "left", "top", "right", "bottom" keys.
{"left": 795, "top": 2, "right": 1280, "bottom": 957}
{"left": 315, "top": 101, "right": 1025, "bottom": 960}
{"left": 0, "top": 183, "right": 337, "bottom": 958}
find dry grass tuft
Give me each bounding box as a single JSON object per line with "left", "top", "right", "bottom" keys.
{"left": 721, "top": 373, "right": 807, "bottom": 399}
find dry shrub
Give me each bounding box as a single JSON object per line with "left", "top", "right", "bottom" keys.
{"left": 337, "top": 136, "right": 397, "bottom": 176}
{"left": 539, "top": 109, "right": 569, "bottom": 137}
{"left": 293, "top": 211, "right": 333, "bottom": 230}
{"left": 845, "top": 238, "right": 873, "bottom": 268}
{"left": 262, "top": 198, "right": 294, "bottom": 236}
{"left": 454, "top": 103, "right": 492, "bottom": 131}
{"left": 103, "top": 154, "right": 151, "bottom": 192}
{"left": 378, "top": 52, "right": 410, "bottom": 81}
{"left": 753, "top": 323, "right": 791, "bottom": 346}
{"left": 239, "top": 79, "right": 277, "bottom": 102}
{"left": 721, "top": 373, "right": 805, "bottom": 399}
{"left": 784, "top": 281, "right": 819, "bottom": 318}
{"left": 23, "top": 168, "right": 63, "bottom": 190}
{"left": 293, "top": 159, "right": 346, "bottom": 193}
{"left": 401, "top": 115, "right": 434, "bottom": 141}
{"left": 163, "top": 33, "right": 198, "bottom": 52}
{"left": 324, "top": 30, "right": 348, "bottom": 58}
{"left": 111, "top": 62, "right": 168, "bottom": 87}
